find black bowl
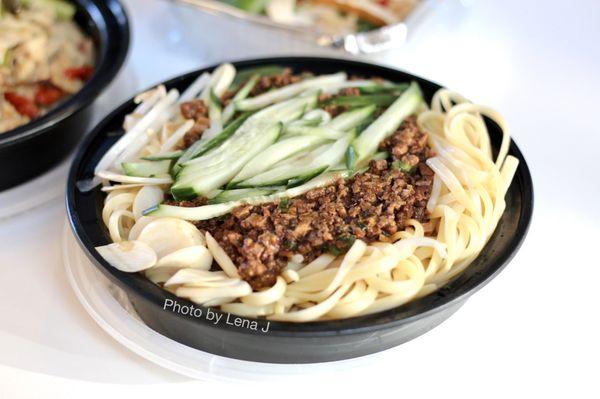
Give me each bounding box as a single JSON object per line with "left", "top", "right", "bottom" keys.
{"left": 66, "top": 57, "right": 534, "bottom": 364}
{"left": 0, "top": 0, "right": 129, "bottom": 191}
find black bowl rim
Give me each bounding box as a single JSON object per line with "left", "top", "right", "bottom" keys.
{"left": 66, "top": 56, "right": 534, "bottom": 338}
{"left": 0, "top": 0, "right": 130, "bottom": 147}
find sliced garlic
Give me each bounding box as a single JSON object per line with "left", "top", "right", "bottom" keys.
{"left": 156, "top": 245, "right": 213, "bottom": 270}
{"left": 164, "top": 269, "right": 232, "bottom": 287}
{"left": 136, "top": 217, "right": 205, "bottom": 258}
{"left": 96, "top": 241, "right": 157, "bottom": 272}
{"left": 132, "top": 185, "right": 164, "bottom": 220}
{"left": 145, "top": 268, "right": 176, "bottom": 285}
{"left": 128, "top": 216, "right": 156, "bottom": 241}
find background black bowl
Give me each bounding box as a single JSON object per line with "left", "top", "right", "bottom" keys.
{"left": 67, "top": 57, "right": 534, "bottom": 364}
{"left": 0, "top": 0, "right": 129, "bottom": 191}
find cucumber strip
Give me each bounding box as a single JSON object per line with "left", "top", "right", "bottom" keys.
{"left": 287, "top": 167, "right": 328, "bottom": 187}
{"left": 233, "top": 74, "right": 259, "bottom": 101}
{"left": 320, "top": 80, "right": 403, "bottom": 95}
{"left": 122, "top": 160, "right": 171, "bottom": 178}
{"left": 350, "top": 82, "right": 423, "bottom": 167}
{"left": 359, "top": 83, "right": 409, "bottom": 94}
{"left": 176, "top": 123, "right": 284, "bottom": 180}
{"left": 345, "top": 146, "right": 357, "bottom": 170}
{"left": 302, "top": 109, "right": 331, "bottom": 125}
{"left": 231, "top": 65, "right": 285, "bottom": 90}
{"left": 208, "top": 188, "right": 276, "bottom": 204}
{"left": 322, "top": 94, "right": 397, "bottom": 108}
{"left": 286, "top": 118, "right": 322, "bottom": 129}
{"left": 181, "top": 94, "right": 317, "bottom": 171}
{"left": 237, "top": 135, "right": 352, "bottom": 187}
{"left": 171, "top": 122, "right": 282, "bottom": 199}
{"left": 325, "top": 105, "right": 376, "bottom": 131}
{"left": 286, "top": 108, "right": 331, "bottom": 130}
{"left": 175, "top": 112, "right": 251, "bottom": 169}
{"left": 222, "top": 74, "right": 259, "bottom": 124}
{"left": 142, "top": 150, "right": 183, "bottom": 161}
{"left": 285, "top": 125, "right": 347, "bottom": 140}
{"left": 222, "top": 105, "right": 235, "bottom": 126}
{"left": 204, "top": 90, "right": 223, "bottom": 138}
{"left": 146, "top": 170, "right": 351, "bottom": 221}
{"left": 235, "top": 72, "right": 347, "bottom": 111}
{"left": 230, "top": 135, "right": 327, "bottom": 184}
{"left": 270, "top": 143, "right": 331, "bottom": 167}
{"left": 171, "top": 94, "right": 317, "bottom": 199}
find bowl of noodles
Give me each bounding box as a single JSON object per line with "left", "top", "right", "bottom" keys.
{"left": 0, "top": 0, "right": 129, "bottom": 190}
{"left": 66, "top": 57, "right": 533, "bottom": 363}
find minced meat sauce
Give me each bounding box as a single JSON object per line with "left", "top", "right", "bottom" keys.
{"left": 179, "top": 99, "right": 210, "bottom": 149}
{"left": 169, "top": 117, "right": 435, "bottom": 289}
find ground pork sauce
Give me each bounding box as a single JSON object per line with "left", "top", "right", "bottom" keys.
{"left": 171, "top": 73, "right": 435, "bottom": 289}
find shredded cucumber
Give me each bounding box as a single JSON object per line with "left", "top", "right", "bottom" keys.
{"left": 171, "top": 95, "right": 317, "bottom": 199}
{"left": 230, "top": 65, "right": 285, "bottom": 90}
{"left": 350, "top": 82, "right": 423, "bottom": 168}
{"left": 234, "top": 72, "right": 347, "bottom": 111}
{"left": 142, "top": 150, "right": 183, "bottom": 161}
{"left": 326, "top": 105, "right": 376, "bottom": 131}
{"left": 222, "top": 74, "right": 259, "bottom": 124}
{"left": 236, "top": 134, "right": 352, "bottom": 187}
{"left": 208, "top": 188, "right": 276, "bottom": 204}
{"left": 146, "top": 170, "right": 351, "bottom": 221}
{"left": 322, "top": 94, "right": 397, "bottom": 108}
{"left": 230, "top": 135, "right": 327, "bottom": 185}
{"left": 174, "top": 112, "right": 251, "bottom": 173}
{"left": 284, "top": 125, "right": 347, "bottom": 140}
{"left": 171, "top": 123, "right": 282, "bottom": 199}
{"left": 122, "top": 160, "right": 171, "bottom": 178}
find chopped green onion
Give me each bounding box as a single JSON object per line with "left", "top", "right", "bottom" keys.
{"left": 392, "top": 160, "right": 414, "bottom": 173}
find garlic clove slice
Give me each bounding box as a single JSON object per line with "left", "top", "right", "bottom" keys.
{"left": 133, "top": 185, "right": 164, "bottom": 220}
{"left": 164, "top": 269, "right": 230, "bottom": 287}
{"left": 96, "top": 240, "right": 157, "bottom": 272}
{"left": 128, "top": 216, "right": 157, "bottom": 241}
{"left": 136, "top": 217, "right": 205, "bottom": 258}
{"left": 156, "top": 245, "right": 213, "bottom": 270}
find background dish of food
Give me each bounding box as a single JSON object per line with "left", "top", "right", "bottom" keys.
{"left": 67, "top": 57, "right": 533, "bottom": 363}
{"left": 0, "top": 0, "right": 95, "bottom": 133}
{"left": 0, "top": 0, "right": 129, "bottom": 191}
{"left": 172, "top": 0, "right": 433, "bottom": 53}
{"left": 217, "top": 0, "right": 418, "bottom": 36}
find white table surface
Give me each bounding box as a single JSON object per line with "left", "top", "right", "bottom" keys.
{"left": 1, "top": 0, "right": 599, "bottom": 396}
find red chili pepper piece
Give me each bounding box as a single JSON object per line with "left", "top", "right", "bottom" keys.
{"left": 4, "top": 92, "right": 40, "bottom": 119}
{"left": 64, "top": 65, "right": 95, "bottom": 81}
{"left": 35, "top": 82, "right": 65, "bottom": 107}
